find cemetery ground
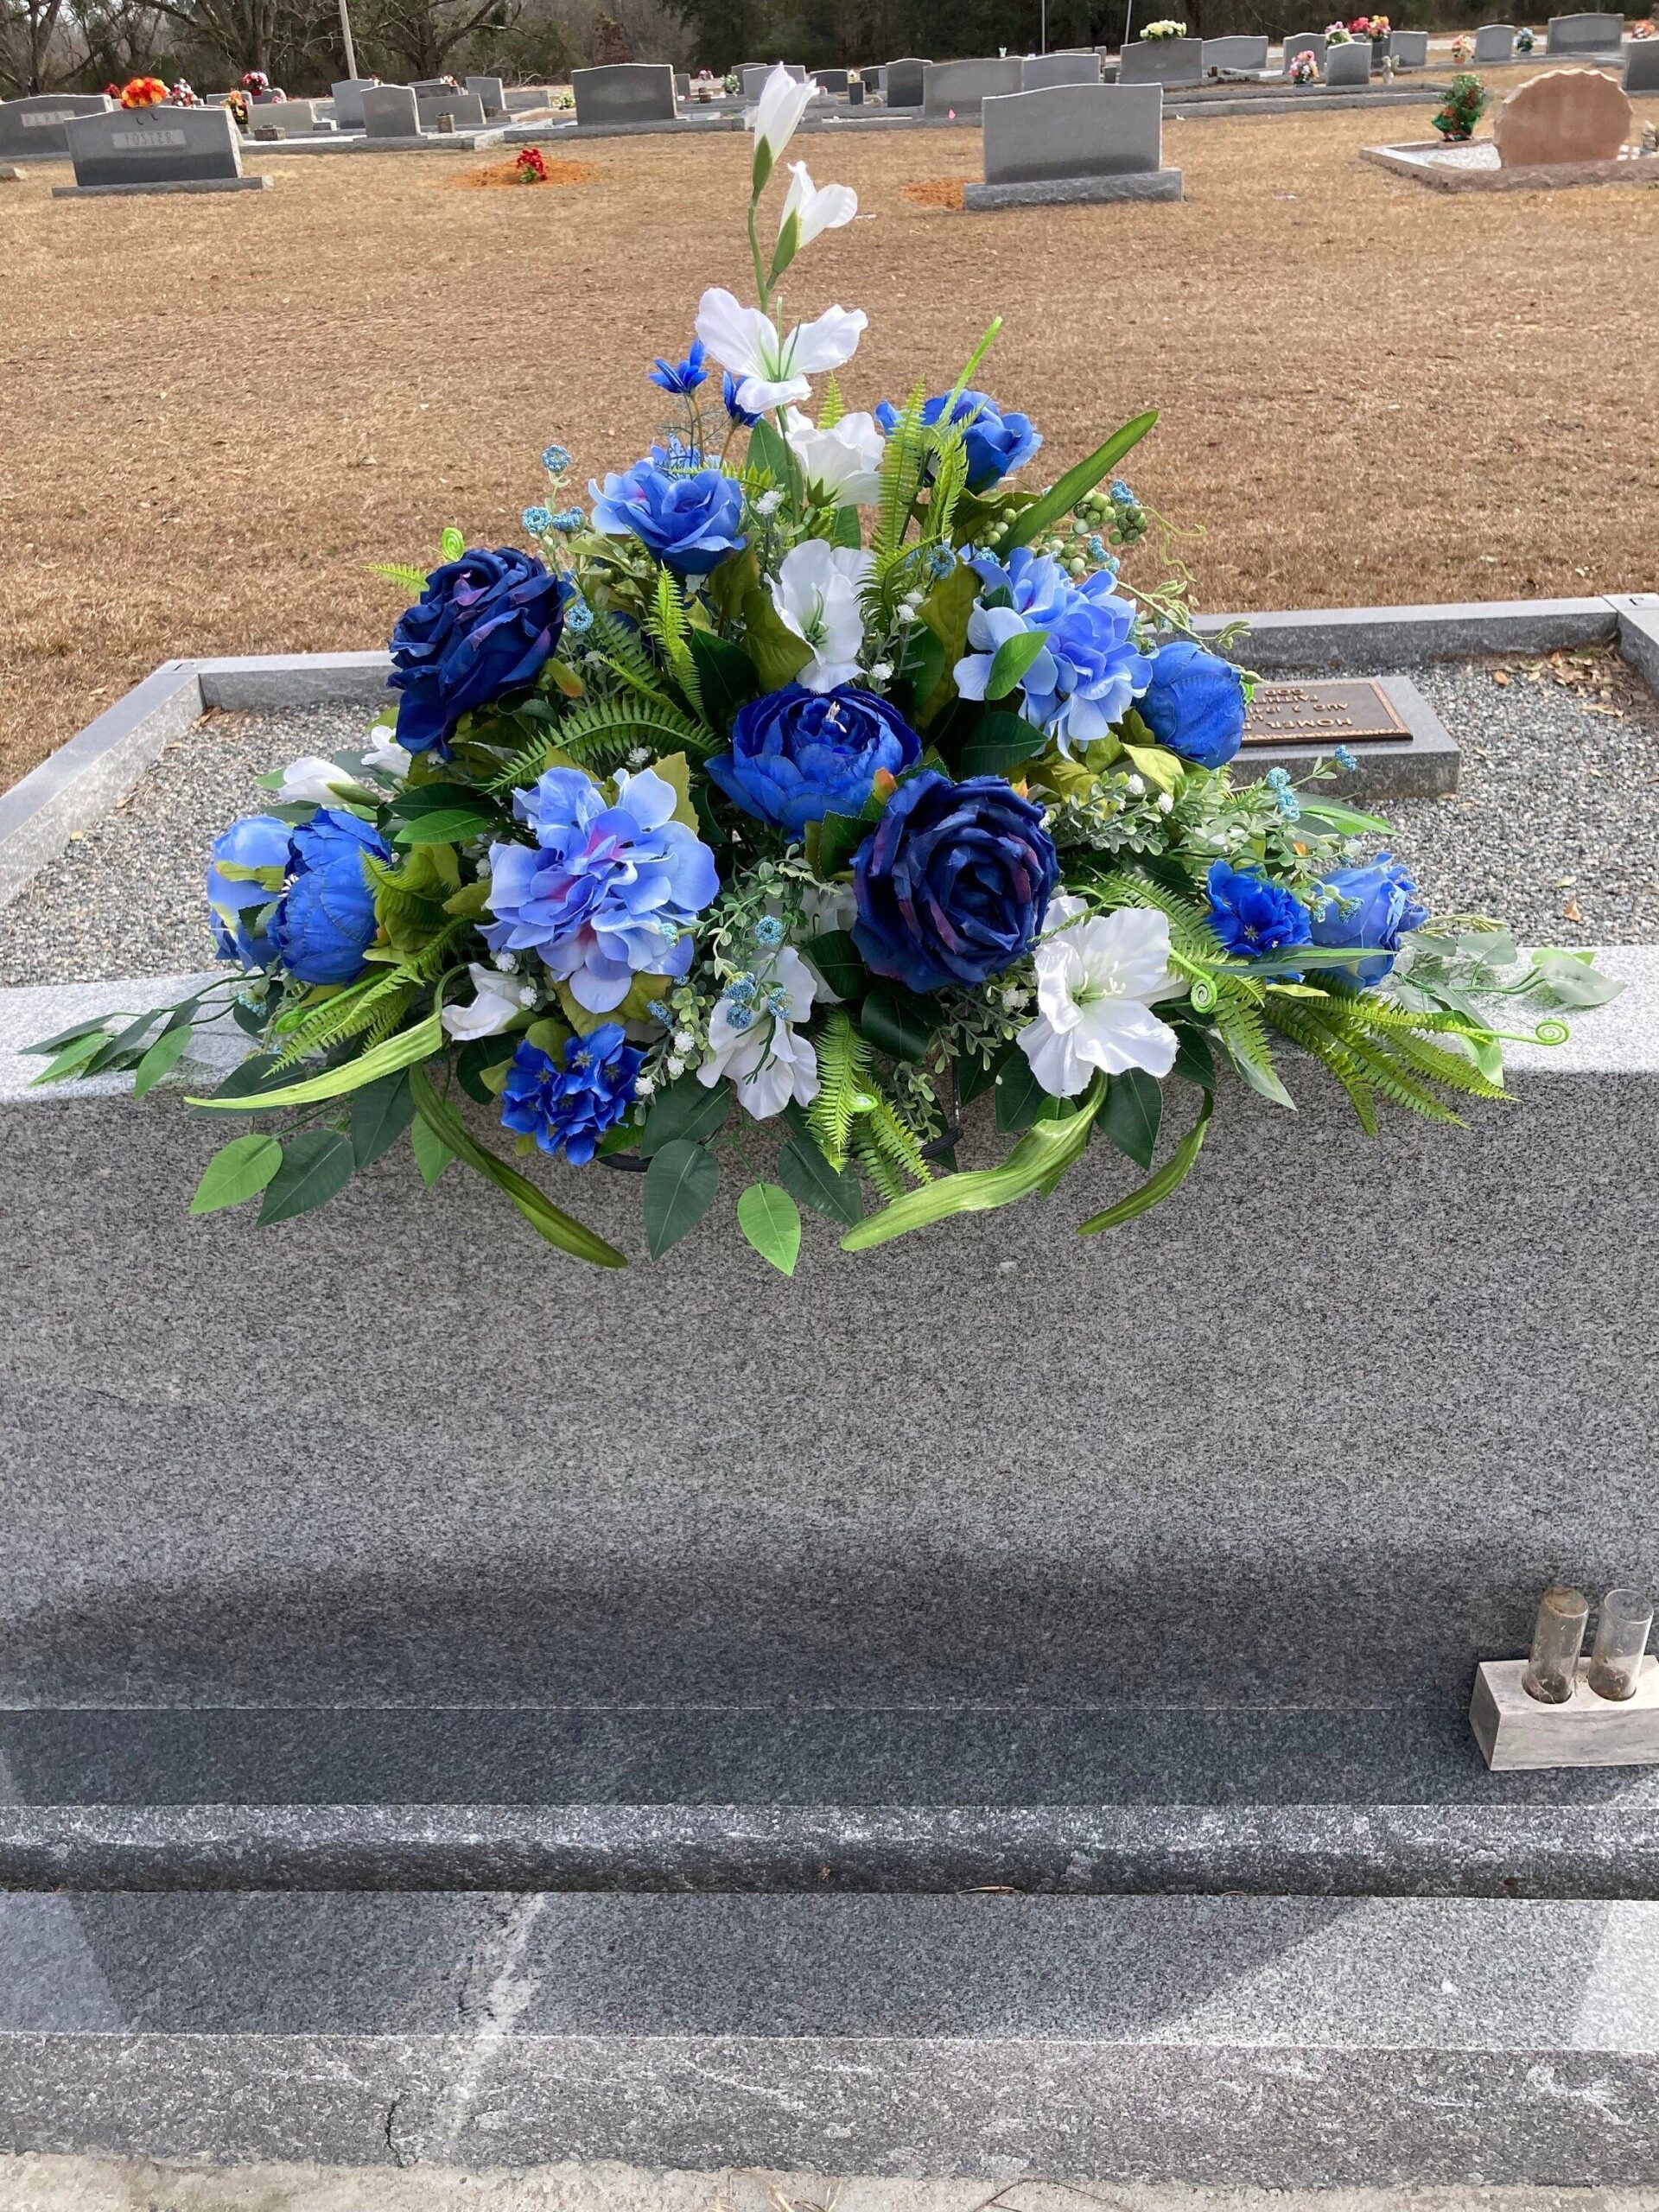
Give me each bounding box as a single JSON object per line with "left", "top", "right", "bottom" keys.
{"left": 3, "top": 98, "right": 1656, "bottom": 797}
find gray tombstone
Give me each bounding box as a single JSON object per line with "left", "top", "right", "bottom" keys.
{"left": 408, "top": 76, "right": 453, "bottom": 93}
{"left": 60, "top": 101, "right": 257, "bottom": 191}
{"left": 330, "top": 77, "right": 377, "bottom": 126}
{"left": 361, "top": 83, "right": 420, "bottom": 136}
{"left": 416, "top": 87, "right": 486, "bottom": 128}
{"left": 248, "top": 96, "right": 320, "bottom": 133}
{"left": 1200, "top": 34, "right": 1270, "bottom": 70}
{"left": 572, "top": 61, "right": 680, "bottom": 124}
{"left": 1022, "top": 50, "right": 1102, "bottom": 86}
{"left": 1388, "top": 28, "right": 1429, "bottom": 63}
{"left": 251, "top": 87, "right": 283, "bottom": 102}
{"left": 0, "top": 92, "right": 114, "bottom": 159}
{"left": 1282, "top": 30, "right": 1327, "bottom": 70}
{"left": 815, "top": 67, "right": 851, "bottom": 94}
{"left": 921, "top": 55, "right": 1026, "bottom": 116}
{"left": 884, "top": 56, "right": 928, "bottom": 105}
{"left": 740, "top": 62, "right": 807, "bottom": 96}
{"left": 466, "top": 73, "right": 507, "bottom": 114}
{"left": 1323, "top": 38, "right": 1372, "bottom": 82}
{"left": 1117, "top": 36, "right": 1205, "bottom": 83}
{"left": 1627, "top": 35, "right": 1659, "bottom": 85}
{"left": 967, "top": 81, "right": 1181, "bottom": 204}
{"left": 1546, "top": 10, "right": 1624, "bottom": 48}
{"left": 1474, "top": 23, "right": 1517, "bottom": 60}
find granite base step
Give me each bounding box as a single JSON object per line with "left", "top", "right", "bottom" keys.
{"left": 3, "top": 1890, "right": 1658, "bottom": 2179}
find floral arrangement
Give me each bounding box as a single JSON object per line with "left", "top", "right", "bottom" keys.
{"left": 1432, "top": 69, "right": 1489, "bottom": 136}
{"left": 515, "top": 144, "right": 550, "bottom": 181}
{"left": 30, "top": 64, "right": 1616, "bottom": 1273}
{"left": 1349, "top": 12, "right": 1389, "bottom": 35}
{"left": 1516, "top": 24, "right": 1535, "bottom": 47}
{"left": 238, "top": 67, "right": 269, "bottom": 92}
{"left": 1287, "top": 47, "right": 1320, "bottom": 78}
{"left": 168, "top": 76, "right": 200, "bottom": 104}
{"left": 1450, "top": 31, "right": 1473, "bottom": 60}
{"left": 1141, "top": 17, "right": 1189, "bottom": 35}
{"left": 1324, "top": 22, "right": 1356, "bottom": 44}
{"left": 225, "top": 87, "right": 250, "bottom": 127}
{"left": 118, "top": 75, "right": 169, "bottom": 105}
{"left": 1634, "top": 17, "right": 1655, "bottom": 34}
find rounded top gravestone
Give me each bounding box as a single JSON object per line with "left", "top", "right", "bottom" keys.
{"left": 1492, "top": 64, "right": 1633, "bottom": 162}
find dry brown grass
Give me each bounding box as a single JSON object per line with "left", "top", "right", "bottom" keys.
{"left": 455, "top": 154, "right": 600, "bottom": 187}
{"left": 3, "top": 104, "right": 1657, "bottom": 791}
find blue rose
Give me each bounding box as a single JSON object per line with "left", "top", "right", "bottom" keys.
{"left": 267, "top": 809, "right": 390, "bottom": 986}
{"left": 874, "top": 390, "right": 1041, "bottom": 493}
{"left": 1311, "top": 853, "right": 1428, "bottom": 987}
{"left": 709, "top": 685, "right": 922, "bottom": 836}
{"left": 588, "top": 448, "right": 746, "bottom": 576}
{"left": 499, "top": 1024, "right": 644, "bottom": 1166}
{"left": 206, "top": 812, "right": 289, "bottom": 969}
{"left": 1137, "top": 641, "right": 1248, "bottom": 769}
{"left": 853, "top": 769, "right": 1058, "bottom": 995}
{"left": 389, "top": 546, "right": 569, "bottom": 757}
{"left": 1205, "top": 858, "right": 1311, "bottom": 961}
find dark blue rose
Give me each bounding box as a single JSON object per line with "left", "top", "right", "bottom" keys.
{"left": 709, "top": 684, "right": 922, "bottom": 836}
{"left": 1137, "top": 641, "right": 1248, "bottom": 769}
{"left": 853, "top": 769, "right": 1058, "bottom": 995}
{"left": 499, "top": 1024, "right": 643, "bottom": 1166}
{"left": 389, "top": 546, "right": 569, "bottom": 756}
{"left": 588, "top": 449, "right": 746, "bottom": 577}
{"left": 1311, "top": 853, "right": 1428, "bottom": 987}
{"left": 1205, "top": 859, "right": 1312, "bottom": 961}
{"left": 268, "top": 809, "right": 389, "bottom": 985}
{"left": 874, "top": 389, "right": 1041, "bottom": 493}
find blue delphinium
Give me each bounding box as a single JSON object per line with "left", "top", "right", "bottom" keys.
{"left": 709, "top": 684, "right": 922, "bottom": 836}
{"left": 268, "top": 810, "right": 390, "bottom": 986}
{"left": 1311, "top": 854, "right": 1428, "bottom": 987}
{"left": 206, "top": 813, "right": 289, "bottom": 969}
{"left": 853, "top": 770, "right": 1058, "bottom": 994}
{"left": 954, "top": 549, "right": 1150, "bottom": 756}
{"left": 1205, "top": 859, "right": 1312, "bottom": 961}
{"left": 721, "top": 372, "right": 760, "bottom": 428}
{"left": 874, "top": 390, "right": 1041, "bottom": 493}
{"left": 499, "top": 1026, "right": 644, "bottom": 1165}
{"left": 484, "top": 766, "right": 719, "bottom": 1012}
{"left": 649, "top": 339, "right": 708, "bottom": 396}
{"left": 588, "top": 448, "right": 746, "bottom": 577}
{"left": 1137, "top": 640, "right": 1248, "bottom": 769}
{"left": 388, "top": 547, "right": 569, "bottom": 756}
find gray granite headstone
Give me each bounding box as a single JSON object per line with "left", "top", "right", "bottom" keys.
{"left": 0, "top": 92, "right": 113, "bottom": 158}
{"left": 967, "top": 81, "right": 1181, "bottom": 203}
{"left": 1022, "top": 51, "right": 1102, "bottom": 86}
{"left": 64, "top": 101, "right": 244, "bottom": 186}
{"left": 884, "top": 55, "right": 927, "bottom": 104}
{"left": 740, "top": 62, "right": 807, "bottom": 97}
{"left": 572, "top": 61, "right": 679, "bottom": 124}
{"left": 1323, "top": 38, "right": 1372, "bottom": 83}
{"left": 360, "top": 83, "right": 418, "bottom": 136}
{"left": 1388, "top": 28, "right": 1430, "bottom": 63}
{"left": 1117, "top": 36, "right": 1205, "bottom": 83}
{"left": 247, "top": 96, "right": 320, "bottom": 133}
{"left": 921, "top": 54, "right": 1024, "bottom": 116}
{"left": 815, "top": 67, "right": 851, "bottom": 94}
{"left": 1201, "top": 34, "right": 1270, "bottom": 69}
{"left": 329, "top": 77, "right": 376, "bottom": 126}
{"left": 415, "top": 86, "right": 486, "bottom": 127}
{"left": 1282, "top": 31, "right": 1327, "bottom": 70}
{"left": 466, "top": 73, "right": 506, "bottom": 113}
{"left": 1547, "top": 10, "right": 1624, "bottom": 48}
{"left": 1625, "top": 37, "right": 1659, "bottom": 87}
{"left": 1474, "top": 23, "right": 1518, "bottom": 60}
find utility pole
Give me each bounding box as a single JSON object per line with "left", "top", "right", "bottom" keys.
{"left": 338, "top": 0, "right": 359, "bottom": 79}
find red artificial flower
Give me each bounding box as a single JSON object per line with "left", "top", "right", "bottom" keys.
{"left": 118, "top": 75, "right": 169, "bottom": 107}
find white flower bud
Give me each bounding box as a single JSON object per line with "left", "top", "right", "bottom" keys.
{"left": 869, "top": 661, "right": 893, "bottom": 683}
{"left": 1126, "top": 773, "right": 1146, "bottom": 798}
{"left": 673, "top": 1029, "right": 695, "bottom": 1052}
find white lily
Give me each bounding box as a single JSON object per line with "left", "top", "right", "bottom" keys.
{"left": 785, "top": 406, "right": 885, "bottom": 507}
{"left": 361, "top": 725, "right": 413, "bottom": 781}
{"left": 694, "top": 286, "right": 867, "bottom": 416}
{"left": 746, "top": 62, "right": 817, "bottom": 162}
{"left": 1017, "top": 907, "right": 1184, "bottom": 1097}
{"left": 697, "top": 944, "right": 821, "bottom": 1119}
{"left": 441, "top": 963, "right": 537, "bottom": 1042}
{"left": 778, "top": 159, "right": 856, "bottom": 248}
{"left": 275, "top": 753, "right": 359, "bottom": 805}
{"left": 770, "top": 539, "right": 874, "bottom": 693}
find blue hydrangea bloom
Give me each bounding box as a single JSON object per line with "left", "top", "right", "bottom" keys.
{"left": 499, "top": 1025, "right": 644, "bottom": 1165}
{"left": 1136, "top": 640, "right": 1248, "bottom": 769}
{"left": 483, "top": 765, "right": 719, "bottom": 1013}
{"left": 709, "top": 684, "right": 922, "bottom": 836}
{"left": 206, "top": 812, "right": 289, "bottom": 969}
{"left": 1205, "top": 859, "right": 1312, "bottom": 961}
{"left": 522, "top": 505, "right": 553, "bottom": 535}
{"left": 721, "top": 372, "right": 760, "bottom": 428}
{"left": 541, "top": 442, "right": 571, "bottom": 474}
{"left": 874, "top": 390, "right": 1041, "bottom": 493}
{"left": 954, "top": 549, "right": 1151, "bottom": 756}
{"left": 649, "top": 339, "right": 708, "bottom": 396}
{"left": 853, "top": 770, "right": 1058, "bottom": 994}
{"left": 588, "top": 448, "right": 746, "bottom": 576}
{"left": 1311, "top": 853, "right": 1428, "bottom": 988}
{"left": 268, "top": 810, "right": 390, "bottom": 986}
{"left": 388, "top": 547, "right": 569, "bottom": 756}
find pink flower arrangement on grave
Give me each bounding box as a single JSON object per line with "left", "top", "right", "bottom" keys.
{"left": 1450, "top": 32, "right": 1473, "bottom": 60}
{"left": 1633, "top": 18, "right": 1655, "bottom": 35}
{"left": 239, "top": 68, "right": 269, "bottom": 92}
{"left": 168, "top": 76, "right": 200, "bottom": 104}
{"left": 1288, "top": 47, "right": 1319, "bottom": 78}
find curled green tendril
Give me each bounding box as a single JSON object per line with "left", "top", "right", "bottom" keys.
{"left": 1532, "top": 1018, "right": 1571, "bottom": 1047}
{"left": 1188, "top": 973, "right": 1218, "bottom": 1014}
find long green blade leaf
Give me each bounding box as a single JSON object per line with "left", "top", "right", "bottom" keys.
{"left": 993, "top": 411, "right": 1158, "bottom": 557}
{"left": 188, "top": 1009, "right": 444, "bottom": 1112}
{"left": 1077, "top": 1091, "right": 1213, "bottom": 1235}
{"left": 841, "top": 1084, "right": 1103, "bottom": 1252}
{"left": 409, "top": 1067, "right": 626, "bottom": 1268}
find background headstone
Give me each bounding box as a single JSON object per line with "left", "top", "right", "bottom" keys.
{"left": 1546, "top": 10, "right": 1625, "bottom": 49}
{"left": 815, "top": 67, "right": 851, "bottom": 94}
{"left": 1494, "top": 62, "right": 1633, "bottom": 157}
{"left": 884, "top": 56, "right": 928, "bottom": 105}
{"left": 1021, "top": 51, "right": 1103, "bottom": 86}
{"left": 1474, "top": 23, "right": 1517, "bottom": 60}
{"left": 0, "top": 92, "right": 113, "bottom": 159}
{"left": 1117, "top": 35, "right": 1205, "bottom": 82}
{"left": 63, "top": 100, "right": 245, "bottom": 187}
{"left": 247, "top": 96, "right": 319, "bottom": 133}
{"left": 360, "top": 83, "right": 419, "bottom": 136}
{"left": 415, "top": 87, "right": 485, "bottom": 128}
{"left": 1388, "top": 28, "right": 1429, "bottom": 63}
{"left": 1282, "top": 31, "right": 1328, "bottom": 71}
{"left": 966, "top": 79, "right": 1181, "bottom": 201}
{"left": 573, "top": 60, "right": 679, "bottom": 124}
{"left": 1626, "top": 39, "right": 1659, "bottom": 89}
{"left": 921, "top": 54, "right": 1025, "bottom": 115}
{"left": 1201, "top": 35, "right": 1270, "bottom": 69}
{"left": 1323, "top": 39, "right": 1373, "bottom": 83}
{"left": 466, "top": 74, "right": 506, "bottom": 114}
{"left": 329, "top": 78, "right": 377, "bottom": 126}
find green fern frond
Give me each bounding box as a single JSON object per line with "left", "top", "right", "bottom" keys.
{"left": 819, "top": 372, "right": 846, "bottom": 431}
{"left": 273, "top": 921, "right": 467, "bottom": 1067}
{"left": 807, "top": 1010, "right": 874, "bottom": 1171}
{"left": 487, "top": 696, "right": 715, "bottom": 790}
{"left": 1363, "top": 1023, "right": 1509, "bottom": 1103}
{"left": 645, "top": 572, "right": 704, "bottom": 719}
{"left": 1268, "top": 1000, "right": 1463, "bottom": 1127}
{"left": 363, "top": 983, "right": 418, "bottom": 1050}
{"left": 1090, "top": 868, "right": 1230, "bottom": 969}
{"left": 925, "top": 424, "right": 969, "bottom": 546}
{"left": 863, "top": 1095, "right": 933, "bottom": 1185}
{"left": 853, "top": 1129, "right": 906, "bottom": 1201}
{"left": 874, "top": 382, "right": 929, "bottom": 560}
{"left": 370, "top": 562, "right": 429, "bottom": 595}
{"left": 1264, "top": 1000, "right": 1378, "bottom": 1134}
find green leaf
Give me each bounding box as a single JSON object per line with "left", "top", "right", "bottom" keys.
{"left": 747, "top": 416, "right": 798, "bottom": 495}
{"left": 993, "top": 1046, "right": 1048, "bottom": 1133}
{"left": 688, "top": 629, "right": 759, "bottom": 729}
{"left": 188, "top": 1133, "right": 283, "bottom": 1215}
{"left": 1119, "top": 741, "right": 1185, "bottom": 798}
{"left": 640, "top": 1071, "right": 731, "bottom": 1156}
{"left": 897, "top": 620, "right": 946, "bottom": 721}
{"left": 779, "top": 1131, "right": 863, "bottom": 1225}
{"left": 130, "top": 1021, "right": 192, "bottom": 1100}
{"left": 1294, "top": 794, "right": 1394, "bottom": 836}
{"left": 992, "top": 410, "right": 1159, "bottom": 557}
{"left": 800, "top": 930, "right": 869, "bottom": 1002}
{"left": 1101, "top": 1068, "right": 1163, "bottom": 1171}
{"left": 200, "top": 1051, "right": 286, "bottom": 1104}
{"left": 410, "top": 1113, "right": 453, "bottom": 1186}
{"left": 643, "top": 1137, "right": 720, "bottom": 1259}
{"left": 188, "top": 1009, "right": 443, "bottom": 1112}
{"left": 1172, "top": 1025, "right": 1217, "bottom": 1090}
{"left": 812, "top": 810, "right": 872, "bottom": 880}
{"left": 842, "top": 1084, "right": 1104, "bottom": 1253}
{"left": 827, "top": 504, "right": 864, "bottom": 551}
{"left": 860, "top": 982, "right": 938, "bottom": 1065}
{"left": 957, "top": 709, "right": 1044, "bottom": 779}
{"left": 456, "top": 1035, "right": 515, "bottom": 1104}
{"left": 740, "top": 582, "right": 814, "bottom": 690}
{"left": 257, "top": 1129, "right": 355, "bottom": 1226}
{"left": 1528, "top": 949, "right": 1626, "bottom": 1009}
{"left": 29, "top": 1028, "right": 112, "bottom": 1086}
{"left": 737, "top": 1181, "right": 802, "bottom": 1276}
{"left": 23, "top": 1011, "right": 126, "bottom": 1056}
{"left": 1078, "top": 1090, "right": 1213, "bottom": 1235}
{"left": 984, "top": 627, "right": 1051, "bottom": 702}
{"left": 409, "top": 1068, "right": 626, "bottom": 1268}
{"left": 954, "top": 1050, "right": 1002, "bottom": 1107}
{"left": 349, "top": 1072, "right": 416, "bottom": 1167}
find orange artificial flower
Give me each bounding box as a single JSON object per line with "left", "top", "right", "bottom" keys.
{"left": 119, "top": 75, "right": 169, "bottom": 107}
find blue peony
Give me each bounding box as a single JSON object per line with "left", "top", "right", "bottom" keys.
{"left": 499, "top": 1024, "right": 644, "bottom": 1165}
{"left": 1311, "top": 853, "right": 1428, "bottom": 987}
{"left": 588, "top": 448, "right": 746, "bottom": 577}
{"left": 388, "top": 546, "right": 569, "bottom": 757}
{"left": 955, "top": 549, "right": 1150, "bottom": 756}
{"left": 874, "top": 390, "right": 1041, "bottom": 493}
{"left": 1205, "top": 859, "right": 1312, "bottom": 961}
{"left": 649, "top": 340, "right": 707, "bottom": 397}
{"left": 1137, "top": 641, "right": 1248, "bottom": 769}
{"left": 267, "top": 809, "right": 390, "bottom": 986}
{"left": 207, "top": 812, "right": 289, "bottom": 969}
{"left": 709, "top": 685, "right": 922, "bottom": 836}
{"left": 483, "top": 765, "right": 719, "bottom": 1013}
{"left": 853, "top": 769, "right": 1058, "bottom": 995}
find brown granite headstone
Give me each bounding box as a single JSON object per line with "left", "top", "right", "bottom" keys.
{"left": 1492, "top": 65, "right": 1632, "bottom": 164}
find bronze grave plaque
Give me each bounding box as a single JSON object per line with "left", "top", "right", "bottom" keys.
{"left": 1241, "top": 678, "right": 1411, "bottom": 748}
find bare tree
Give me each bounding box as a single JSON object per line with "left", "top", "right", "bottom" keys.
{"left": 0, "top": 0, "right": 67, "bottom": 93}
{"left": 361, "top": 0, "right": 515, "bottom": 78}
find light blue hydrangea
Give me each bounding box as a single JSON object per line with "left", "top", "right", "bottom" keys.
{"left": 953, "top": 547, "right": 1153, "bottom": 757}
